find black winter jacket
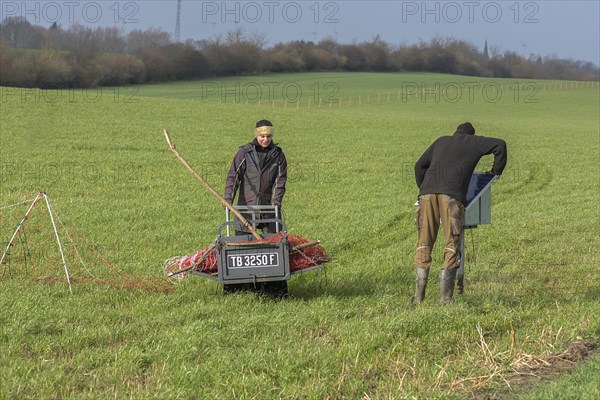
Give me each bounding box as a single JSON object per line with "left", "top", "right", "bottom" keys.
{"left": 415, "top": 130, "right": 507, "bottom": 204}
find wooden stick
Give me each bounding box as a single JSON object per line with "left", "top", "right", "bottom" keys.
{"left": 163, "top": 128, "right": 262, "bottom": 241}
{"left": 224, "top": 239, "right": 321, "bottom": 252}
{"left": 291, "top": 240, "right": 321, "bottom": 252}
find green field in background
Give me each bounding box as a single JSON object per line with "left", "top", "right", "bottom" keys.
{"left": 1, "top": 72, "right": 598, "bottom": 399}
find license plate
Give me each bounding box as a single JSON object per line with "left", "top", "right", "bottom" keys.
{"left": 227, "top": 253, "right": 280, "bottom": 268}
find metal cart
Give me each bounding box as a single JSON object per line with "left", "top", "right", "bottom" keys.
{"left": 190, "top": 205, "right": 291, "bottom": 285}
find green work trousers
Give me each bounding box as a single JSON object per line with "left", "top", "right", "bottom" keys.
{"left": 414, "top": 194, "right": 464, "bottom": 270}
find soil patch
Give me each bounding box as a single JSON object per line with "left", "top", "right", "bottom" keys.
{"left": 471, "top": 338, "right": 598, "bottom": 400}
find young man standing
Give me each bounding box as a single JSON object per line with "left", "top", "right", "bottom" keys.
{"left": 413, "top": 122, "right": 507, "bottom": 304}
{"left": 223, "top": 119, "right": 288, "bottom": 298}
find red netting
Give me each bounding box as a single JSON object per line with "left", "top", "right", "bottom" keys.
{"left": 1, "top": 194, "right": 174, "bottom": 294}
{"left": 172, "top": 244, "right": 218, "bottom": 273}
{"left": 286, "top": 233, "right": 331, "bottom": 271}
{"left": 164, "top": 231, "right": 329, "bottom": 279}
{"left": 2, "top": 194, "right": 328, "bottom": 292}
{"left": 36, "top": 275, "right": 173, "bottom": 294}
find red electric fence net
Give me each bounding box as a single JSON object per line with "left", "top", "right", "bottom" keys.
{"left": 163, "top": 232, "right": 330, "bottom": 280}
{"left": 2, "top": 195, "right": 329, "bottom": 292}
{"left": 0, "top": 194, "right": 174, "bottom": 294}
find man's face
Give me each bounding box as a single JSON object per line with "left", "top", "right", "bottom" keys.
{"left": 257, "top": 135, "right": 272, "bottom": 148}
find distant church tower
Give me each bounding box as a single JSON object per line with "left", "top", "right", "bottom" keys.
{"left": 483, "top": 39, "right": 489, "bottom": 60}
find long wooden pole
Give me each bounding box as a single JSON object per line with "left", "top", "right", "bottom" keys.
{"left": 163, "top": 128, "right": 262, "bottom": 240}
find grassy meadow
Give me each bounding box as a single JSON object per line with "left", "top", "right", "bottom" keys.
{"left": 0, "top": 72, "right": 599, "bottom": 399}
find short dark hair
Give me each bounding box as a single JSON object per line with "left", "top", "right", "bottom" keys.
{"left": 255, "top": 120, "right": 273, "bottom": 128}
{"left": 456, "top": 122, "right": 475, "bottom": 135}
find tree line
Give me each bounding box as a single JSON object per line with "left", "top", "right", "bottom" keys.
{"left": 1, "top": 17, "right": 598, "bottom": 88}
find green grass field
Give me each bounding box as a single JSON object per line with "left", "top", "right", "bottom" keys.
{"left": 1, "top": 72, "right": 599, "bottom": 399}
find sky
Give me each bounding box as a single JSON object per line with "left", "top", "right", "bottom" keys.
{"left": 2, "top": 0, "right": 599, "bottom": 64}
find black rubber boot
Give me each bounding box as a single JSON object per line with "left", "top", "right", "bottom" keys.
{"left": 440, "top": 268, "right": 457, "bottom": 304}
{"left": 456, "top": 273, "right": 464, "bottom": 295}
{"left": 414, "top": 267, "right": 429, "bottom": 304}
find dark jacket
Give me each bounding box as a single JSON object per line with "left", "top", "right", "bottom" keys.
{"left": 224, "top": 140, "right": 287, "bottom": 206}
{"left": 415, "top": 129, "right": 507, "bottom": 204}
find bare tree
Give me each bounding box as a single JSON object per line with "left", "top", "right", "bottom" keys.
{"left": 126, "top": 28, "right": 171, "bottom": 54}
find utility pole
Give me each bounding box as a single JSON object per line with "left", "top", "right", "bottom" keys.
{"left": 175, "top": 0, "right": 182, "bottom": 42}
